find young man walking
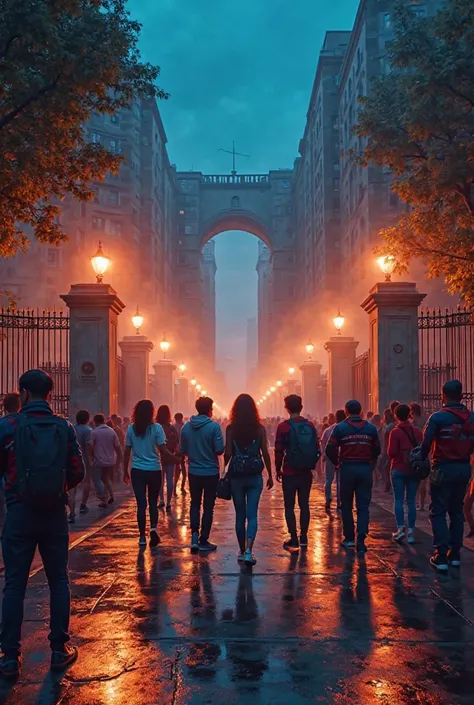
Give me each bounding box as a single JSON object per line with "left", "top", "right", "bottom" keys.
{"left": 91, "top": 413, "right": 123, "bottom": 507}
{"left": 321, "top": 409, "right": 346, "bottom": 512}
{"left": 180, "top": 397, "right": 224, "bottom": 552}
{"left": 419, "top": 380, "right": 474, "bottom": 571}
{"left": 275, "top": 395, "right": 321, "bottom": 551}
{"left": 173, "top": 412, "right": 187, "bottom": 496}
{"left": 326, "top": 400, "right": 381, "bottom": 553}
{"left": 0, "top": 369, "right": 85, "bottom": 679}
{"left": 68, "top": 409, "right": 94, "bottom": 523}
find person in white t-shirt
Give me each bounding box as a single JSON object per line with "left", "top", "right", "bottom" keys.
{"left": 123, "top": 399, "right": 182, "bottom": 547}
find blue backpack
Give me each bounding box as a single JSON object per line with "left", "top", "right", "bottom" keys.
{"left": 286, "top": 420, "right": 320, "bottom": 471}
{"left": 229, "top": 438, "right": 264, "bottom": 477}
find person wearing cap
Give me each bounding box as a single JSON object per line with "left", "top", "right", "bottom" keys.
{"left": 420, "top": 380, "right": 474, "bottom": 572}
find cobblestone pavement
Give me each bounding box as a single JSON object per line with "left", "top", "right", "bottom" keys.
{"left": 0, "top": 481, "right": 473, "bottom": 704}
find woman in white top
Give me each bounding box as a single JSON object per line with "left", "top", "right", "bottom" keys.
{"left": 123, "top": 399, "right": 181, "bottom": 547}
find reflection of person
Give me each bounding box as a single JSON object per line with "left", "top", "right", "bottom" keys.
{"left": 224, "top": 394, "right": 273, "bottom": 566}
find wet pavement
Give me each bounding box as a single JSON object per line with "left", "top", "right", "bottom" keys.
{"left": 1, "top": 482, "right": 474, "bottom": 704}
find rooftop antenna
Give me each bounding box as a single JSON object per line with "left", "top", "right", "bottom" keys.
{"left": 218, "top": 141, "right": 250, "bottom": 176}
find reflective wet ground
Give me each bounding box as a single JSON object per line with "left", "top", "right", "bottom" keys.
{"left": 1, "top": 484, "right": 474, "bottom": 704}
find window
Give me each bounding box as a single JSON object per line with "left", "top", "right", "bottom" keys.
{"left": 92, "top": 216, "right": 105, "bottom": 230}
{"left": 47, "top": 249, "right": 59, "bottom": 267}
{"left": 109, "top": 139, "right": 122, "bottom": 154}
{"left": 384, "top": 13, "right": 391, "bottom": 29}
{"left": 108, "top": 221, "right": 122, "bottom": 236}
{"left": 412, "top": 5, "right": 426, "bottom": 16}
{"left": 108, "top": 190, "right": 119, "bottom": 206}
{"left": 91, "top": 132, "right": 101, "bottom": 144}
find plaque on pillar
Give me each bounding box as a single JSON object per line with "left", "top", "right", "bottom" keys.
{"left": 118, "top": 335, "right": 154, "bottom": 417}
{"left": 361, "top": 281, "right": 426, "bottom": 414}
{"left": 324, "top": 337, "right": 359, "bottom": 414}
{"left": 61, "top": 283, "right": 125, "bottom": 418}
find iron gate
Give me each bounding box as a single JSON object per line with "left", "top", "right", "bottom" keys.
{"left": 352, "top": 350, "right": 370, "bottom": 414}
{"left": 0, "top": 308, "right": 70, "bottom": 416}
{"left": 418, "top": 307, "right": 474, "bottom": 415}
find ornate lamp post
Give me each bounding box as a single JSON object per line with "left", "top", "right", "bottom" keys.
{"left": 306, "top": 342, "right": 314, "bottom": 360}
{"left": 131, "top": 306, "right": 144, "bottom": 335}
{"left": 160, "top": 334, "right": 170, "bottom": 360}
{"left": 377, "top": 255, "right": 396, "bottom": 282}
{"left": 178, "top": 363, "right": 186, "bottom": 377}
{"left": 90, "top": 241, "right": 111, "bottom": 283}
{"left": 333, "top": 310, "right": 345, "bottom": 336}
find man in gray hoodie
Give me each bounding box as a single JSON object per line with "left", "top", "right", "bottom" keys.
{"left": 180, "top": 396, "right": 225, "bottom": 552}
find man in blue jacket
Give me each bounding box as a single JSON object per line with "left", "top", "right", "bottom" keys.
{"left": 421, "top": 380, "right": 474, "bottom": 572}
{"left": 326, "top": 399, "right": 381, "bottom": 553}
{"left": 180, "top": 396, "right": 224, "bottom": 553}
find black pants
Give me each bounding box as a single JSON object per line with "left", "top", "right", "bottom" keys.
{"left": 339, "top": 463, "right": 373, "bottom": 541}
{"left": 131, "top": 469, "right": 162, "bottom": 536}
{"left": 189, "top": 474, "right": 219, "bottom": 541}
{"left": 282, "top": 472, "right": 313, "bottom": 538}
{"left": 1, "top": 501, "right": 70, "bottom": 656}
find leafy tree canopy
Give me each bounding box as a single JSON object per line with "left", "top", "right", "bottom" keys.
{"left": 355, "top": 0, "right": 474, "bottom": 304}
{"left": 0, "top": 0, "right": 167, "bottom": 258}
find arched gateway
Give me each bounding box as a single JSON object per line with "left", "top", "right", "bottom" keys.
{"left": 175, "top": 171, "right": 297, "bottom": 372}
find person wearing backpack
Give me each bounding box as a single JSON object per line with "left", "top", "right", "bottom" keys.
{"left": 326, "top": 400, "right": 381, "bottom": 553}
{"left": 275, "top": 394, "right": 321, "bottom": 551}
{"left": 419, "top": 380, "right": 474, "bottom": 571}
{"left": 0, "top": 369, "right": 85, "bottom": 679}
{"left": 387, "top": 404, "right": 423, "bottom": 544}
{"left": 180, "top": 396, "right": 225, "bottom": 553}
{"left": 156, "top": 405, "right": 180, "bottom": 512}
{"left": 224, "top": 394, "right": 273, "bottom": 565}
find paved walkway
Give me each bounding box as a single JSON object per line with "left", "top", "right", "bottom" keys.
{"left": 0, "top": 482, "right": 474, "bottom": 704}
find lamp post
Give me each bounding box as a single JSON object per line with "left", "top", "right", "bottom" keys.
{"left": 131, "top": 306, "right": 144, "bottom": 335}
{"left": 306, "top": 342, "right": 315, "bottom": 360}
{"left": 178, "top": 363, "right": 186, "bottom": 377}
{"left": 90, "top": 241, "right": 111, "bottom": 283}
{"left": 333, "top": 310, "right": 345, "bottom": 336}
{"left": 377, "top": 255, "right": 396, "bottom": 282}
{"left": 160, "top": 334, "right": 170, "bottom": 360}
{"left": 288, "top": 367, "right": 295, "bottom": 378}
{"left": 190, "top": 378, "right": 197, "bottom": 387}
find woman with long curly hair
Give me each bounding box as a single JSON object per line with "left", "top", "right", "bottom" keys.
{"left": 123, "top": 399, "right": 181, "bottom": 547}
{"left": 224, "top": 394, "right": 273, "bottom": 565}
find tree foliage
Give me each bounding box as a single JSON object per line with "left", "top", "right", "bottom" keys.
{"left": 355, "top": 0, "right": 474, "bottom": 304}
{"left": 0, "top": 0, "right": 167, "bottom": 258}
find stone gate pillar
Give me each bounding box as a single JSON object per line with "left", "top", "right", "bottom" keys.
{"left": 175, "top": 376, "right": 190, "bottom": 416}
{"left": 61, "top": 283, "right": 125, "bottom": 418}
{"left": 300, "top": 360, "right": 322, "bottom": 417}
{"left": 361, "top": 282, "right": 426, "bottom": 414}
{"left": 118, "top": 335, "right": 154, "bottom": 416}
{"left": 324, "top": 337, "right": 359, "bottom": 413}
{"left": 152, "top": 359, "right": 176, "bottom": 409}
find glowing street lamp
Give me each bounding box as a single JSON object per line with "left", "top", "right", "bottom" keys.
{"left": 270, "top": 386, "right": 276, "bottom": 393}
{"left": 196, "top": 384, "right": 202, "bottom": 392}
{"left": 276, "top": 380, "right": 282, "bottom": 387}
{"left": 288, "top": 367, "right": 295, "bottom": 377}
{"left": 201, "top": 389, "right": 207, "bottom": 397}
{"left": 377, "top": 255, "right": 396, "bottom": 282}
{"left": 306, "top": 342, "right": 314, "bottom": 359}
{"left": 90, "top": 241, "right": 111, "bottom": 283}
{"left": 266, "top": 389, "right": 271, "bottom": 396}
{"left": 178, "top": 363, "right": 186, "bottom": 376}
{"left": 190, "top": 378, "right": 197, "bottom": 386}
{"left": 131, "top": 306, "right": 144, "bottom": 335}
{"left": 333, "top": 310, "right": 345, "bottom": 336}
{"left": 160, "top": 334, "right": 170, "bottom": 359}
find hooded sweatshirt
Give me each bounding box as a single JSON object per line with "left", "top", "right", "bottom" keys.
{"left": 180, "top": 415, "right": 225, "bottom": 476}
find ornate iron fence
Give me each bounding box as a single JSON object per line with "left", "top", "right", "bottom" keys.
{"left": 0, "top": 308, "right": 70, "bottom": 416}
{"left": 418, "top": 307, "right": 474, "bottom": 415}
{"left": 352, "top": 350, "right": 370, "bottom": 413}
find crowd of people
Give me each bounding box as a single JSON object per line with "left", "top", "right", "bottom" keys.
{"left": 0, "top": 368, "right": 473, "bottom": 679}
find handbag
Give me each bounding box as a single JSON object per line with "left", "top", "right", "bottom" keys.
{"left": 399, "top": 426, "right": 430, "bottom": 481}
{"left": 216, "top": 473, "right": 231, "bottom": 501}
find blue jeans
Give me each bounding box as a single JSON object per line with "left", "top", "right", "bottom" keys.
{"left": 339, "top": 463, "right": 373, "bottom": 541}
{"left": 160, "top": 464, "right": 175, "bottom": 505}
{"left": 1, "top": 502, "right": 70, "bottom": 655}
{"left": 231, "top": 474, "right": 263, "bottom": 550}
{"left": 324, "top": 460, "right": 340, "bottom": 505}
{"left": 391, "top": 470, "right": 419, "bottom": 529}
{"left": 430, "top": 463, "right": 471, "bottom": 555}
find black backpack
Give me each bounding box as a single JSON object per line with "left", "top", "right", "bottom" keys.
{"left": 286, "top": 420, "right": 320, "bottom": 471}
{"left": 15, "top": 414, "right": 69, "bottom": 507}
{"left": 229, "top": 439, "right": 264, "bottom": 477}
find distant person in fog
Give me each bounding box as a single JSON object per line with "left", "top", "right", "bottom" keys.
{"left": 156, "top": 405, "right": 179, "bottom": 512}
{"left": 225, "top": 394, "right": 273, "bottom": 566}
{"left": 173, "top": 412, "right": 187, "bottom": 496}
{"left": 321, "top": 409, "right": 346, "bottom": 512}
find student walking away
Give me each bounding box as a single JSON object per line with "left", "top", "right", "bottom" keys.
{"left": 388, "top": 404, "right": 423, "bottom": 544}
{"left": 68, "top": 410, "right": 94, "bottom": 523}
{"left": 410, "top": 402, "right": 429, "bottom": 510}
{"left": 155, "top": 405, "right": 180, "bottom": 511}
{"left": 275, "top": 395, "right": 321, "bottom": 552}
{"left": 173, "top": 412, "right": 187, "bottom": 496}
{"left": 225, "top": 394, "right": 273, "bottom": 566}
{"left": 417, "top": 380, "right": 474, "bottom": 571}
{"left": 321, "top": 409, "right": 346, "bottom": 512}
{"left": 91, "top": 414, "right": 123, "bottom": 507}
{"left": 123, "top": 400, "right": 182, "bottom": 547}
{"left": 180, "top": 397, "right": 225, "bottom": 553}
{"left": 1, "top": 393, "right": 20, "bottom": 417}
{"left": 0, "top": 369, "right": 85, "bottom": 678}
{"left": 326, "top": 400, "right": 381, "bottom": 554}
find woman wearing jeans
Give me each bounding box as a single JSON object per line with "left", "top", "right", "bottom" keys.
{"left": 123, "top": 400, "right": 181, "bottom": 547}
{"left": 224, "top": 394, "right": 273, "bottom": 565}
{"left": 387, "top": 404, "right": 423, "bottom": 544}
{"left": 156, "top": 405, "right": 180, "bottom": 512}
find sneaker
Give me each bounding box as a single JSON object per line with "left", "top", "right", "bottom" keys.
{"left": 0, "top": 654, "right": 21, "bottom": 680}
{"left": 199, "top": 540, "right": 217, "bottom": 552}
{"left": 237, "top": 551, "right": 246, "bottom": 563}
{"left": 191, "top": 532, "right": 200, "bottom": 553}
{"left": 149, "top": 528, "right": 160, "bottom": 548}
{"left": 341, "top": 539, "right": 356, "bottom": 549}
{"left": 68, "top": 513, "right": 76, "bottom": 525}
{"left": 79, "top": 504, "right": 89, "bottom": 514}
{"left": 392, "top": 528, "right": 405, "bottom": 543}
{"left": 299, "top": 534, "right": 308, "bottom": 547}
{"left": 51, "top": 645, "right": 78, "bottom": 671}
{"left": 166, "top": 504, "right": 172, "bottom": 513}
{"left": 407, "top": 533, "right": 416, "bottom": 545}
{"left": 138, "top": 536, "right": 147, "bottom": 547}
{"left": 283, "top": 537, "right": 300, "bottom": 552}
{"left": 158, "top": 501, "right": 165, "bottom": 509}
{"left": 447, "top": 549, "right": 461, "bottom": 567}
{"left": 430, "top": 553, "right": 448, "bottom": 572}
{"left": 107, "top": 496, "right": 114, "bottom": 505}
{"left": 356, "top": 539, "right": 368, "bottom": 554}
{"left": 244, "top": 548, "right": 257, "bottom": 565}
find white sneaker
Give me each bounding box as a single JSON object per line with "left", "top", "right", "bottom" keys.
{"left": 392, "top": 528, "right": 406, "bottom": 543}
{"left": 244, "top": 548, "right": 256, "bottom": 565}
{"left": 237, "top": 551, "right": 245, "bottom": 563}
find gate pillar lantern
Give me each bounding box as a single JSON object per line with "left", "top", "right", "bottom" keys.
{"left": 61, "top": 283, "right": 125, "bottom": 419}
{"left": 152, "top": 360, "right": 176, "bottom": 409}
{"left": 299, "top": 360, "right": 322, "bottom": 417}
{"left": 324, "top": 337, "right": 359, "bottom": 413}
{"left": 118, "top": 335, "right": 154, "bottom": 417}
{"left": 361, "top": 282, "right": 426, "bottom": 414}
